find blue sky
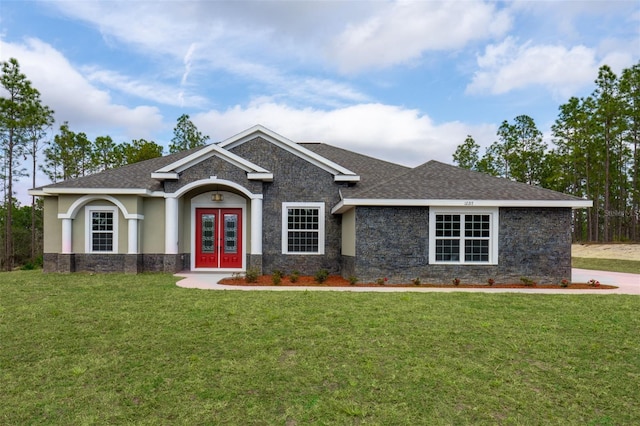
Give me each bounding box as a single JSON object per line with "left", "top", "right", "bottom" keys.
{"left": 1, "top": 0, "right": 639, "bottom": 200}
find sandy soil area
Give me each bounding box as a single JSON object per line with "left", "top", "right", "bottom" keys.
{"left": 572, "top": 244, "right": 640, "bottom": 261}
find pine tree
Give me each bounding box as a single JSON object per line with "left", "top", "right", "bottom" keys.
{"left": 0, "top": 58, "right": 52, "bottom": 270}
{"left": 169, "top": 114, "right": 209, "bottom": 153}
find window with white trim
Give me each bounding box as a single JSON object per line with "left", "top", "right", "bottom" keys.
{"left": 282, "top": 202, "right": 325, "bottom": 254}
{"left": 85, "top": 206, "right": 118, "bottom": 253}
{"left": 429, "top": 208, "right": 498, "bottom": 264}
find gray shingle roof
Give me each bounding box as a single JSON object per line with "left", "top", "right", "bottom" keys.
{"left": 38, "top": 138, "right": 584, "bottom": 204}
{"left": 348, "top": 160, "right": 585, "bottom": 201}
{"left": 39, "top": 147, "right": 202, "bottom": 191}
{"left": 299, "top": 143, "right": 410, "bottom": 193}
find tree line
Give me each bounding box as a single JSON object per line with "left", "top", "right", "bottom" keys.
{"left": 453, "top": 62, "right": 640, "bottom": 242}
{"left": 0, "top": 58, "right": 210, "bottom": 270}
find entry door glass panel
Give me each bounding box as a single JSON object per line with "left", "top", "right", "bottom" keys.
{"left": 224, "top": 214, "right": 237, "bottom": 254}
{"left": 201, "top": 214, "right": 216, "bottom": 254}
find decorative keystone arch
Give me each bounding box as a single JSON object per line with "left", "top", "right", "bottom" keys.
{"left": 169, "top": 177, "right": 262, "bottom": 200}
{"left": 58, "top": 194, "right": 144, "bottom": 220}
{"left": 57, "top": 194, "right": 143, "bottom": 255}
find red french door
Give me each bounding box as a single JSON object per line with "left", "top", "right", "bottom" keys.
{"left": 195, "top": 208, "right": 242, "bottom": 268}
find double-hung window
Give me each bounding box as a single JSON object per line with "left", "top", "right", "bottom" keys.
{"left": 85, "top": 206, "right": 118, "bottom": 253}
{"left": 282, "top": 202, "right": 325, "bottom": 255}
{"left": 429, "top": 207, "right": 498, "bottom": 264}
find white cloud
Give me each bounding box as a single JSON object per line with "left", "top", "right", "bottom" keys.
{"left": 329, "top": 1, "right": 511, "bottom": 73}
{"left": 0, "top": 37, "right": 164, "bottom": 139}
{"left": 466, "top": 37, "right": 622, "bottom": 97}
{"left": 84, "top": 67, "right": 207, "bottom": 108}
{"left": 194, "top": 101, "right": 496, "bottom": 167}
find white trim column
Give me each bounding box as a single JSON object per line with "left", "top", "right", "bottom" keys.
{"left": 250, "top": 197, "right": 263, "bottom": 255}
{"left": 128, "top": 219, "right": 139, "bottom": 254}
{"left": 165, "top": 196, "right": 179, "bottom": 254}
{"left": 61, "top": 218, "right": 72, "bottom": 254}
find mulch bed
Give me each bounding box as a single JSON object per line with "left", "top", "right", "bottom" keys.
{"left": 218, "top": 275, "right": 617, "bottom": 289}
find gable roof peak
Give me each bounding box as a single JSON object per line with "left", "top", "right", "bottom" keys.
{"left": 218, "top": 124, "right": 360, "bottom": 182}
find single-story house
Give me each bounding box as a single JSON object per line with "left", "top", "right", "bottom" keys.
{"left": 30, "top": 125, "right": 592, "bottom": 284}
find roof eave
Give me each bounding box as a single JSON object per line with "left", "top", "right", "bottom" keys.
{"left": 247, "top": 172, "right": 274, "bottom": 181}
{"left": 32, "top": 187, "right": 153, "bottom": 196}
{"left": 334, "top": 175, "right": 360, "bottom": 182}
{"left": 151, "top": 172, "right": 179, "bottom": 180}
{"left": 332, "top": 198, "right": 593, "bottom": 214}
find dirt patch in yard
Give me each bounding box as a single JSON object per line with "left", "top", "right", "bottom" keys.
{"left": 572, "top": 244, "right": 640, "bottom": 261}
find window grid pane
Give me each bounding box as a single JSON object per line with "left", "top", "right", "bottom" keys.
{"left": 435, "top": 239, "right": 460, "bottom": 261}
{"left": 465, "top": 214, "right": 490, "bottom": 238}
{"left": 91, "top": 211, "right": 114, "bottom": 252}
{"left": 287, "top": 208, "right": 320, "bottom": 252}
{"left": 435, "top": 214, "right": 460, "bottom": 237}
{"left": 465, "top": 239, "right": 489, "bottom": 262}
{"left": 433, "top": 213, "right": 492, "bottom": 263}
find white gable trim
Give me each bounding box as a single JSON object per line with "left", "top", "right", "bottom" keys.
{"left": 153, "top": 142, "right": 271, "bottom": 179}
{"left": 218, "top": 125, "right": 360, "bottom": 182}
{"left": 331, "top": 198, "right": 593, "bottom": 214}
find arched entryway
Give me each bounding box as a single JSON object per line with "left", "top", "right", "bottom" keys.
{"left": 192, "top": 192, "right": 244, "bottom": 269}
{"left": 190, "top": 191, "right": 247, "bottom": 271}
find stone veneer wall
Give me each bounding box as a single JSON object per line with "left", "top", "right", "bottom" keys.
{"left": 349, "top": 207, "right": 429, "bottom": 283}
{"left": 43, "top": 253, "right": 190, "bottom": 274}
{"left": 229, "top": 137, "right": 345, "bottom": 276}
{"left": 347, "top": 206, "right": 572, "bottom": 284}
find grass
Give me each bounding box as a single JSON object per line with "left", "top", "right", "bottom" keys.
{"left": 1, "top": 271, "right": 640, "bottom": 425}
{"left": 573, "top": 257, "right": 640, "bottom": 274}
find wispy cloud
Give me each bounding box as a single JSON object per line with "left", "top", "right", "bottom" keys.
{"left": 85, "top": 66, "right": 207, "bottom": 108}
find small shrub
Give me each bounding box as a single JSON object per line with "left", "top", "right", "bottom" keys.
{"left": 245, "top": 268, "right": 259, "bottom": 283}
{"left": 560, "top": 278, "right": 570, "bottom": 288}
{"left": 348, "top": 275, "right": 358, "bottom": 285}
{"left": 272, "top": 271, "right": 282, "bottom": 285}
{"left": 487, "top": 278, "right": 495, "bottom": 286}
{"left": 21, "top": 262, "right": 36, "bottom": 271}
{"left": 376, "top": 277, "right": 388, "bottom": 285}
{"left": 452, "top": 278, "right": 460, "bottom": 286}
{"left": 520, "top": 277, "right": 536, "bottom": 287}
{"left": 411, "top": 277, "right": 421, "bottom": 285}
{"left": 314, "top": 269, "right": 329, "bottom": 283}
{"left": 289, "top": 270, "right": 300, "bottom": 283}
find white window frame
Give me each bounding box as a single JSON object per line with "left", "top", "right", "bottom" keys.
{"left": 282, "top": 202, "right": 325, "bottom": 255}
{"left": 85, "top": 205, "right": 119, "bottom": 254}
{"left": 428, "top": 207, "right": 498, "bottom": 265}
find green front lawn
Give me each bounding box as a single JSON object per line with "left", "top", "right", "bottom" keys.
{"left": 572, "top": 257, "right": 640, "bottom": 274}
{"left": 1, "top": 271, "right": 639, "bottom": 424}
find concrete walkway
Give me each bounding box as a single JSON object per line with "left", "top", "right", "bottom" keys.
{"left": 176, "top": 268, "right": 640, "bottom": 295}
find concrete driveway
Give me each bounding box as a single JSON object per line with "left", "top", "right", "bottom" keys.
{"left": 176, "top": 268, "right": 640, "bottom": 295}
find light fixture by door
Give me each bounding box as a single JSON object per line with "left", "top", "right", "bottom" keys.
{"left": 212, "top": 186, "right": 223, "bottom": 202}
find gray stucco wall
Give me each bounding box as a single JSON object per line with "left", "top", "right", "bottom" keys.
{"left": 347, "top": 206, "right": 572, "bottom": 284}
